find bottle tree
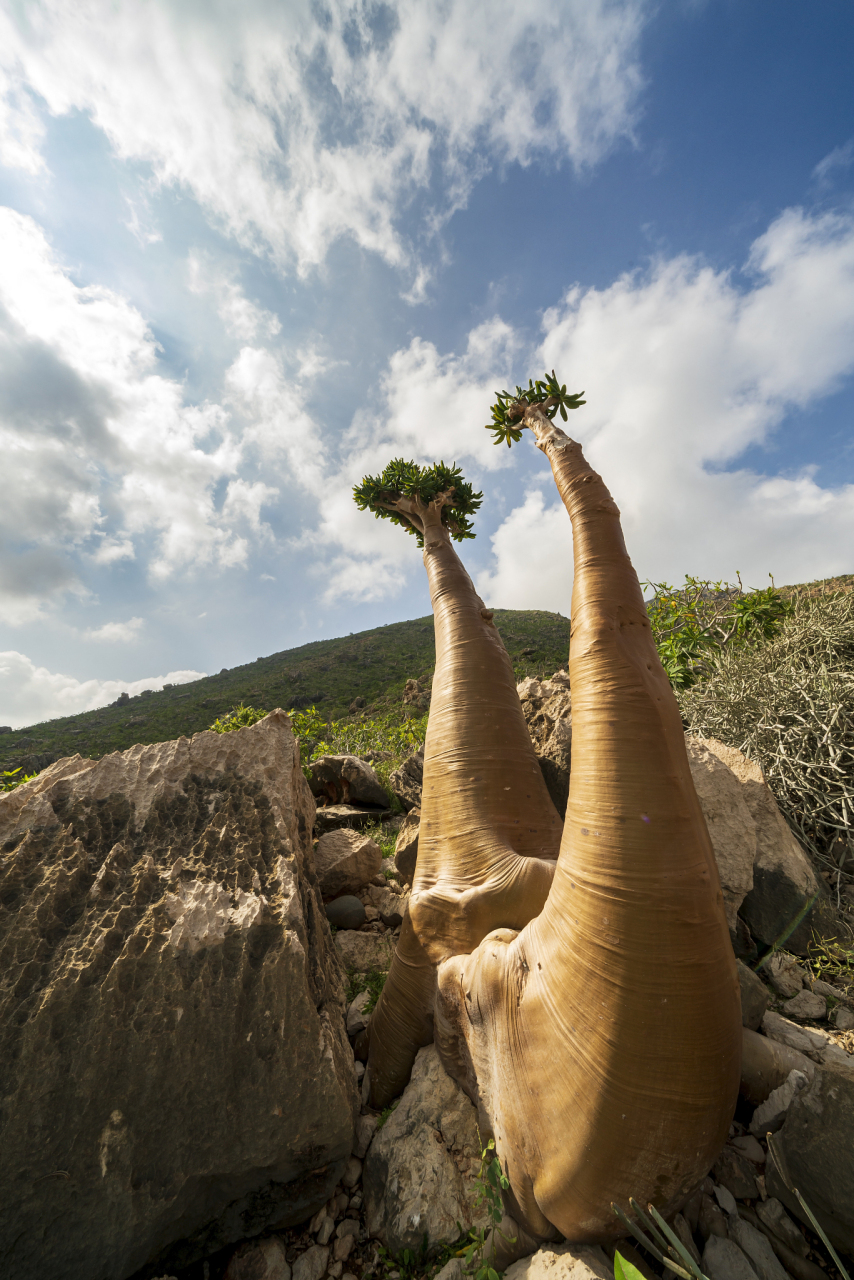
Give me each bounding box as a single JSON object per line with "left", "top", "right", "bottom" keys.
{"left": 352, "top": 380, "right": 740, "bottom": 1249}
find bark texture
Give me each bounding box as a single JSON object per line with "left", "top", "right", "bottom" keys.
{"left": 434, "top": 416, "right": 741, "bottom": 1241}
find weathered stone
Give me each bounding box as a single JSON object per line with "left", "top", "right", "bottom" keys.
{"left": 434, "top": 1260, "right": 467, "bottom": 1280}
{"left": 700, "top": 739, "right": 837, "bottom": 954}
{"left": 354, "top": 1114, "right": 378, "bottom": 1159}
{"left": 754, "top": 1199, "right": 809, "bottom": 1259}
{"left": 517, "top": 672, "right": 572, "bottom": 817}
{"left": 750, "top": 1068, "right": 810, "bottom": 1136}
{"left": 741, "top": 1026, "right": 816, "bottom": 1105}
{"left": 713, "top": 1183, "right": 738, "bottom": 1216}
{"left": 698, "top": 1194, "right": 729, "bottom": 1242}
{"left": 316, "top": 1216, "right": 335, "bottom": 1246}
{"left": 0, "top": 713, "right": 358, "bottom": 1280}
{"left": 389, "top": 748, "right": 424, "bottom": 812}
{"left": 335, "top": 930, "right": 394, "bottom": 973}
{"left": 309, "top": 754, "right": 389, "bottom": 809}
{"left": 363, "top": 1044, "right": 490, "bottom": 1254}
{"left": 737, "top": 960, "right": 771, "bottom": 1031}
{"left": 363, "top": 883, "right": 407, "bottom": 928}
{"left": 503, "top": 1244, "right": 612, "bottom": 1280}
{"left": 782, "top": 989, "right": 826, "bottom": 1021}
{"left": 292, "top": 1244, "right": 329, "bottom": 1280}
{"left": 672, "top": 1214, "right": 701, "bottom": 1266}
{"left": 713, "top": 1146, "right": 759, "bottom": 1200}
{"left": 314, "top": 805, "right": 392, "bottom": 835}
{"left": 766, "top": 1067, "right": 854, "bottom": 1253}
{"left": 402, "top": 678, "right": 431, "bottom": 712}
{"left": 684, "top": 736, "right": 755, "bottom": 931}
{"left": 326, "top": 894, "right": 367, "bottom": 930}
{"left": 765, "top": 952, "right": 805, "bottom": 998}
{"left": 835, "top": 1006, "right": 854, "bottom": 1031}
{"left": 394, "top": 807, "right": 420, "bottom": 884}
{"left": 224, "top": 1236, "right": 292, "bottom": 1280}
{"left": 315, "top": 829, "right": 383, "bottom": 898}
{"left": 341, "top": 1157, "right": 362, "bottom": 1189}
{"left": 761, "top": 1010, "right": 842, "bottom": 1063}
{"left": 346, "top": 990, "right": 372, "bottom": 1037}
{"left": 728, "top": 1216, "right": 789, "bottom": 1280}
{"left": 730, "top": 1135, "right": 766, "bottom": 1164}
{"left": 333, "top": 1234, "right": 355, "bottom": 1262}
{"left": 702, "top": 1236, "right": 759, "bottom": 1280}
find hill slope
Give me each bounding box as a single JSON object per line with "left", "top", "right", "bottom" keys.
{"left": 1, "top": 609, "right": 571, "bottom": 776}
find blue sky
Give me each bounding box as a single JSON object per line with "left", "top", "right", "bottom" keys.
{"left": 1, "top": 0, "right": 853, "bottom": 727}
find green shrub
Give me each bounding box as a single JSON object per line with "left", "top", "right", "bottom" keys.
{"left": 1, "top": 767, "right": 39, "bottom": 792}
{"left": 209, "top": 703, "right": 269, "bottom": 733}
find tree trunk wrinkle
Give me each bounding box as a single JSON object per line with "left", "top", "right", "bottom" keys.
{"left": 435, "top": 418, "right": 742, "bottom": 1243}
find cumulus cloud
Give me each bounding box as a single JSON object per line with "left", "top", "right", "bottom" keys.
{"left": 83, "top": 616, "right": 144, "bottom": 642}
{"left": 0, "top": 651, "right": 205, "bottom": 729}
{"left": 0, "top": 207, "right": 282, "bottom": 620}
{"left": 0, "top": 0, "right": 647, "bottom": 279}
{"left": 477, "top": 206, "right": 854, "bottom": 608}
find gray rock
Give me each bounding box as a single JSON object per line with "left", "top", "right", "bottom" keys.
{"left": 389, "top": 748, "right": 424, "bottom": 811}
{"left": 750, "top": 1068, "right": 810, "bottom": 1136}
{"left": 517, "top": 672, "right": 572, "bottom": 817}
{"left": 782, "top": 989, "right": 827, "bottom": 1021}
{"left": 363, "top": 883, "right": 407, "bottom": 928}
{"left": 754, "top": 1199, "right": 809, "bottom": 1259}
{"left": 363, "top": 1044, "right": 490, "bottom": 1255}
{"left": 713, "top": 1146, "right": 759, "bottom": 1200}
{"left": 314, "top": 804, "right": 392, "bottom": 835}
{"left": 224, "top": 1236, "right": 292, "bottom": 1280}
{"left": 335, "top": 930, "right": 394, "bottom": 973}
{"left": 504, "top": 1244, "right": 612, "bottom": 1280}
{"left": 292, "top": 1245, "right": 329, "bottom": 1280}
{"left": 738, "top": 960, "right": 771, "bottom": 1031}
{"left": 341, "top": 1156, "right": 362, "bottom": 1189}
{"left": 702, "top": 1235, "right": 759, "bottom": 1280}
{"left": 699, "top": 1193, "right": 729, "bottom": 1242}
{"left": 434, "top": 1260, "right": 467, "bottom": 1280}
{"left": 835, "top": 1006, "right": 854, "bottom": 1031}
{"left": 394, "top": 807, "right": 420, "bottom": 884}
{"left": 354, "top": 1114, "right": 378, "bottom": 1159}
{"left": 761, "top": 1010, "right": 832, "bottom": 1058}
{"left": 332, "top": 1234, "right": 355, "bottom": 1262}
{"left": 309, "top": 754, "right": 389, "bottom": 809}
{"left": 700, "top": 739, "right": 838, "bottom": 955}
{"left": 0, "top": 713, "right": 358, "bottom": 1280}
{"left": 672, "top": 1213, "right": 701, "bottom": 1266}
{"left": 714, "top": 1183, "right": 738, "bottom": 1216}
{"left": 729, "top": 1135, "right": 766, "bottom": 1164}
{"left": 315, "top": 829, "right": 383, "bottom": 898}
{"left": 728, "top": 1216, "right": 789, "bottom": 1280}
{"left": 327, "top": 895, "right": 367, "bottom": 930}
{"left": 740, "top": 1026, "right": 816, "bottom": 1106}
{"left": 765, "top": 952, "right": 805, "bottom": 998}
{"left": 346, "top": 990, "right": 372, "bottom": 1037}
{"left": 684, "top": 736, "right": 756, "bottom": 932}
{"left": 766, "top": 1066, "right": 854, "bottom": 1254}
{"left": 316, "top": 1216, "right": 335, "bottom": 1246}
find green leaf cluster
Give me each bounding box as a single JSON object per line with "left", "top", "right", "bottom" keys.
{"left": 462, "top": 1134, "right": 515, "bottom": 1280}
{"left": 208, "top": 703, "right": 269, "bottom": 733}
{"left": 645, "top": 574, "right": 791, "bottom": 690}
{"left": 353, "top": 458, "right": 483, "bottom": 545}
{"left": 1, "top": 767, "right": 39, "bottom": 792}
{"left": 485, "top": 370, "right": 586, "bottom": 448}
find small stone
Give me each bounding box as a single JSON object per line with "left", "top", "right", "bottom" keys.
{"left": 332, "top": 1234, "right": 355, "bottom": 1262}
{"left": 672, "top": 1213, "right": 701, "bottom": 1266}
{"left": 335, "top": 930, "right": 393, "bottom": 974}
{"left": 314, "top": 827, "right": 383, "bottom": 896}
{"left": 316, "top": 1216, "right": 334, "bottom": 1246}
{"left": 346, "top": 991, "right": 371, "bottom": 1037}
{"left": 348, "top": 1193, "right": 362, "bottom": 1211}
{"left": 354, "top": 1061, "right": 365, "bottom": 1083}
{"left": 729, "top": 1135, "right": 766, "bottom": 1164}
{"left": 327, "top": 1265, "right": 343, "bottom": 1279}
{"left": 433, "top": 1261, "right": 467, "bottom": 1280}
{"left": 782, "top": 989, "right": 826, "bottom": 1021}
{"left": 738, "top": 960, "right": 771, "bottom": 1031}
{"left": 702, "top": 1235, "right": 759, "bottom": 1280}
{"left": 363, "top": 906, "right": 380, "bottom": 923}
{"left": 713, "top": 1183, "right": 737, "bottom": 1216}
{"left": 341, "top": 1156, "right": 362, "bottom": 1189}
{"left": 755, "top": 1199, "right": 809, "bottom": 1258}
{"left": 326, "top": 896, "right": 367, "bottom": 930}
{"left": 332, "top": 1192, "right": 350, "bottom": 1217}
{"left": 291, "top": 1245, "right": 329, "bottom": 1280}
{"left": 750, "top": 1069, "right": 810, "bottom": 1137}
{"left": 808, "top": 976, "right": 840, "bottom": 999}
{"left": 504, "top": 1245, "right": 612, "bottom": 1280}
{"left": 728, "top": 1216, "right": 789, "bottom": 1280}
{"left": 834, "top": 1006, "right": 854, "bottom": 1031}
{"left": 308, "top": 1204, "right": 328, "bottom": 1235}
{"left": 341, "top": 1274, "right": 358, "bottom": 1280}
{"left": 765, "top": 953, "right": 805, "bottom": 999}
{"left": 335, "top": 1219, "right": 360, "bottom": 1240}
{"left": 698, "top": 1193, "right": 728, "bottom": 1242}
{"left": 354, "top": 1114, "right": 378, "bottom": 1159}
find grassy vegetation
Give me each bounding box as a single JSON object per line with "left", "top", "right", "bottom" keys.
{"left": 0, "top": 609, "right": 570, "bottom": 777}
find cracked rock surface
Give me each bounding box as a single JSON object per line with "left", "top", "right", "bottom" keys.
{"left": 0, "top": 711, "right": 358, "bottom": 1280}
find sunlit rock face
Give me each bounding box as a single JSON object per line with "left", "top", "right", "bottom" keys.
{"left": 0, "top": 711, "right": 358, "bottom": 1280}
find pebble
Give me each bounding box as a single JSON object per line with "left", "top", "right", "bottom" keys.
{"left": 729, "top": 1135, "right": 766, "bottom": 1164}
{"left": 341, "top": 1156, "right": 362, "bottom": 1189}
{"left": 834, "top": 1006, "right": 854, "bottom": 1031}
{"left": 781, "top": 989, "right": 827, "bottom": 1021}
{"left": 292, "top": 1244, "right": 329, "bottom": 1280}
{"left": 316, "top": 1215, "right": 334, "bottom": 1246}
{"left": 333, "top": 1234, "right": 356, "bottom": 1262}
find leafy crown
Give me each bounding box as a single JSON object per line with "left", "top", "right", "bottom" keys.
{"left": 353, "top": 458, "right": 483, "bottom": 546}
{"left": 485, "top": 369, "right": 585, "bottom": 447}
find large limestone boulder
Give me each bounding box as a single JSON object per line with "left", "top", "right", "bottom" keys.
{"left": 504, "top": 1244, "right": 612, "bottom": 1280}
{"left": 363, "top": 1044, "right": 490, "bottom": 1255}
{"left": 308, "top": 755, "right": 389, "bottom": 810}
{"left": 697, "top": 737, "right": 837, "bottom": 954}
{"left": 516, "top": 672, "right": 572, "bottom": 817}
{"left": 766, "top": 1067, "right": 854, "bottom": 1254}
{"left": 314, "top": 828, "right": 382, "bottom": 898}
{"left": 0, "top": 712, "right": 358, "bottom": 1280}
{"left": 389, "top": 748, "right": 424, "bottom": 812}
{"left": 684, "top": 736, "right": 755, "bottom": 932}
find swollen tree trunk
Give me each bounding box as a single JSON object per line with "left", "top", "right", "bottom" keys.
{"left": 434, "top": 418, "right": 741, "bottom": 1240}
{"left": 365, "top": 504, "right": 562, "bottom": 1107}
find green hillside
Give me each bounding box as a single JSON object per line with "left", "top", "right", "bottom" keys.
{"left": 1, "top": 609, "right": 571, "bottom": 777}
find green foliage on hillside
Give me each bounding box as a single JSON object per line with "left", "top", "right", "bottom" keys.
{"left": 209, "top": 703, "right": 269, "bottom": 733}
{"left": 0, "top": 609, "right": 570, "bottom": 776}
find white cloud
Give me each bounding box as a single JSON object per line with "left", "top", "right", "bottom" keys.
{"left": 83, "top": 616, "right": 144, "bottom": 642}
{"left": 0, "top": 207, "right": 285, "bottom": 620}
{"left": 477, "top": 206, "right": 854, "bottom": 607}
{"left": 0, "top": 0, "right": 647, "bottom": 279}
{"left": 187, "top": 252, "right": 281, "bottom": 340}
{"left": 0, "top": 651, "right": 205, "bottom": 729}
